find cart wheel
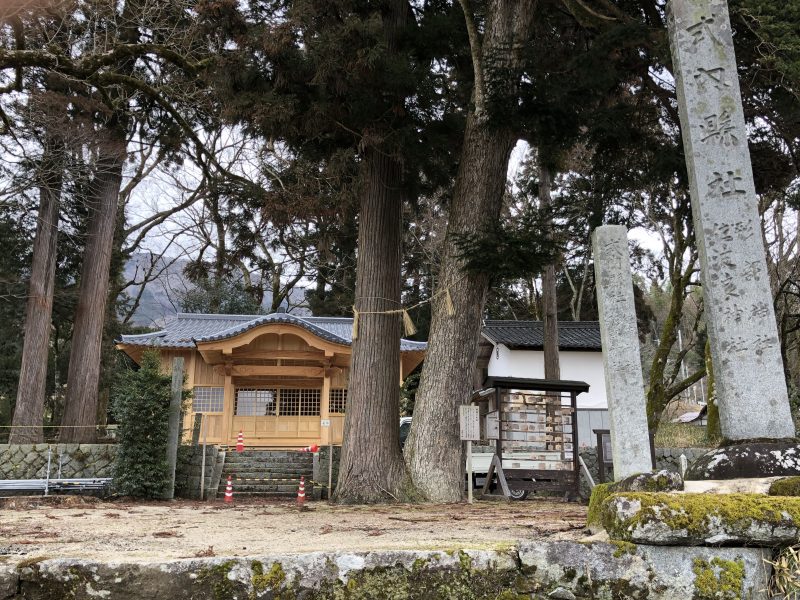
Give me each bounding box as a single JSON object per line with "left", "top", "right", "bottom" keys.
{"left": 508, "top": 488, "right": 529, "bottom": 501}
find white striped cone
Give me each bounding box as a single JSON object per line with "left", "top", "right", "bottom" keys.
{"left": 299, "top": 444, "right": 319, "bottom": 453}
{"left": 224, "top": 476, "right": 234, "bottom": 503}
{"left": 236, "top": 430, "right": 245, "bottom": 452}
{"left": 296, "top": 476, "right": 306, "bottom": 506}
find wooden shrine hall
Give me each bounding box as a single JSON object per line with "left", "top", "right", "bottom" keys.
{"left": 117, "top": 313, "right": 426, "bottom": 448}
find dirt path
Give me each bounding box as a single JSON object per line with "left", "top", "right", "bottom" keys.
{"left": 0, "top": 496, "right": 587, "bottom": 562}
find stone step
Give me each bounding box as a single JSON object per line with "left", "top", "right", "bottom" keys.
{"left": 216, "top": 490, "right": 297, "bottom": 498}
{"left": 222, "top": 469, "right": 312, "bottom": 479}
{"left": 223, "top": 451, "right": 313, "bottom": 459}
{"left": 222, "top": 466, "right": 313, "bottom": 477}
{"left": 216, "top": 449, "right": 315, "bottom": 497}
{"left": 219, "top": 483, "right": 305, "bottom": 494}
{"left": 225, "top": 458, "right": 314, "bottom": 468}
{"left": 225, "top": 458, "right": 314, "bottom": 466}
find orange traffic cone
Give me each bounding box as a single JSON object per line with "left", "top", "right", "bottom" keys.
{"left": 296, "top": 476, "right": 306, "bottom": 507}
{"left": 236, "top": 430, "right": 245, "bottom": 452}
{"left": 224, "top": 476, "right": 234, "bottom": 503}
{"left": 299, "top": 444, "right": 319, "bottom": 453}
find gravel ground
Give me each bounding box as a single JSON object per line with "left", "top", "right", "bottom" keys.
{"left": 0, "top": 496, "right": 587, "bottom": 562}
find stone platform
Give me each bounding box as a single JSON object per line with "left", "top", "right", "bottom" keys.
{"left": 0, "top": 540, "right": 772, "bottom": 599}
{"left": 600, "top": 492, "right": 800, "bottom": 546}
{"left": 686, "top": 441, "right": 800, "bottom": 481}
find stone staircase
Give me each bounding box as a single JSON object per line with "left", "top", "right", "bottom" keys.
{"left": 216, "top": 450, "right": 314, "bottom": 498}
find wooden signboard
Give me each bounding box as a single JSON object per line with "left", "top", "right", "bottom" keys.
{"left": 459, "top": 405, "right": 480, "bottom": 441}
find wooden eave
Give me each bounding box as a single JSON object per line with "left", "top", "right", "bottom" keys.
{"left": 194, "top": 322, "right": 350, "bottom": 365}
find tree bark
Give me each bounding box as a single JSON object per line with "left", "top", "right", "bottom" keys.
{"left": 539, "top": 162, "right": 560, "bottom": 380}
{"left": 405, "top": 116, "right": 517, "bottom": 502}
{"left": 333, "top": 148, "right": 410, "bottom": 503}
{"left": 61, "top": 145, "right": 125, "bottom": 443}
{"left": 405, "top": 0, "right": 536, "bottom": 503}
{"left": 9, "top": 138, "right": 63, "bottom": 443}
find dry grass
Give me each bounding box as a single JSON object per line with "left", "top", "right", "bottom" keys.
{"left": 654, "top": 422, "right": 716, "bottom": 448}
{"left": 766, "top": 545, "right": 800, "bottom": 599}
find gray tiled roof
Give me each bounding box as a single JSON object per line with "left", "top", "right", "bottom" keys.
{"left": 119, "top": 313, "right": 427, "bottom": 352}
{"left": 481, "top": 320, "right": 601, "bottom": 351}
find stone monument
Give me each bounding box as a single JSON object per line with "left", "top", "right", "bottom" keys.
{"left": 667, "top": 0, "right": 795, "bottom": 441}
{"left": 593, "top": 225, "right": 653, "bottom": 479}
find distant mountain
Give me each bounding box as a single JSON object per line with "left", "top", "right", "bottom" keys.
{"left": 121, "top": 252, "right": 310, "bottom": 328}
{"left": 121, "top": 253, "right": 191, "bottom": 328}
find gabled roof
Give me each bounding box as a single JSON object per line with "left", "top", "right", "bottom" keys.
{"left": 118, "top": 313, "right": 427, "bottom": 352}
{"left": 481, "top": 320, "right": 602, "bottom": 351}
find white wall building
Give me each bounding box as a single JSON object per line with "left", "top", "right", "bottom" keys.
{"left": 476, "top": 320, "right": 610, "bottom": 446}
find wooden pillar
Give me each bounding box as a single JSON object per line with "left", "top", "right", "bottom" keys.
{"left": 321, "top": 369, "right": 331, "bottom": 445}
{"left": 182, "top": 352, "right": 197, "bottom": 444}
{"left": 223, "top": 365, "right": 234, "bottom": 445}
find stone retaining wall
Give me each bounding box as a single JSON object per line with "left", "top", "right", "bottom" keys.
{"left": 0, "top": 444, "right": 222, "bottom": 501}
{"left": 315, "top": 446, "right": 340, "bottom": 498}
{"left": 0, "top": 541, "right": 772, "bottom": 599}
{"left": 0, "top": 443, "right": 710, "bottom": 500}
{"left": 175, "top": 445, "right": 222, "bottom": 500}
{"left": 0, "top": 444, "right": 116, "bottom": 480}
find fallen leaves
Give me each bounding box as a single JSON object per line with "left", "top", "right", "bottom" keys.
{"left": 152, "top": 531, "right": 182, "bottom": 538}
{"left": 193, "top": 546, "right": 215, "bottom": 557}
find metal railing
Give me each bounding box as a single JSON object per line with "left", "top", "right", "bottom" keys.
{"left": 0, "top": 445, "right": 113, "bottom": 497}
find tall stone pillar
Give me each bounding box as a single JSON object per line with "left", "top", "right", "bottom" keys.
{"left": 593, "top": 225, "right": 653, "bottom": 479}
{"left": 668, "top": 0, "right": 795, "bottom": 440}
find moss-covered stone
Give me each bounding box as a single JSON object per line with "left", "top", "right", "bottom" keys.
{"left": 686, "top": 441, "right": 800, "bottom": 480}
{"left": 692, "top": 557, "right": 744, "bottom": 599}
{"left": 587, "top": 482, "right": 614, "bottom": 529}
{"left": 251, "top": 560, "right": 297, "bottom": 600}
{"left": 611, "top": 540, "right": 637, "bottom": 558}
{"left": 615, "top": 470, "right": 683, "bottom": 493}
{"left": 602, "top": 492, "right": 800, "bottom": 545}
{"left": 198, "top": 560, "right": 245, "bottom": 600}
{"left": 308, "top": 551, "right": 525, "bottom": 600}
{"left": 769, "top": 476, "right": 800, "bottom": 497}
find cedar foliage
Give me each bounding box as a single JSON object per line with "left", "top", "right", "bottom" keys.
{"left": 111, "top": 350, "right": 183, "bottom": 498}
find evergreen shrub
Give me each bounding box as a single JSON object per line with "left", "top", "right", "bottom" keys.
{"left": 111, "top": 350, "right": 180, "bottom": 498}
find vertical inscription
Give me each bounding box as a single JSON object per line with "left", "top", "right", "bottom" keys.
{"left": 667, "top": 0, "right": 795, "bottom": 440}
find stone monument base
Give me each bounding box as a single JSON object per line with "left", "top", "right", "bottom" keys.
{"left": 599, "top": 491, "right": 800, "bottom": 546}
{"left": 685, "top": 440, "right": 800, "bottom": 480}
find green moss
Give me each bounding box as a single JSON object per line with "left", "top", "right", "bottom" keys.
{"left": 304, "top": 554, "right": 526, "bottom": 600}
{"left": 587, "top": 482, "right": 615, "bottom": 527}
{"left": 769, "top": 477, "right": 800, "bottom": 497}
{"left": 411, "top": 557, "right": 430, "bottom": 573}
{"left": 692, "top": 557, "right": 744, "bottom": 599}
{"left": 251, "top": 561, "right": 297, "bottom": 599}
{"left": 611, "top": 540, "right": 637, "bottom": 558}
{"left": 643, "top": 474, "right": 670, "bottom": 492}
{"left": 601, "top": 492, "right": 800, "bottom": 540}
{"left": 616, "top": 471, "right": 680, "bottom": 493}
{"left": 198, "top": 560, "right": 240, "bottom": 600}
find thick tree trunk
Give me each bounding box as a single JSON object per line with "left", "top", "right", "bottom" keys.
{"left": 405, "top": 0, "right": 536, "bottom": 502}
{"left": 333, "top": 149, "right": 411, "bottom": 503}
{"left": 9, "top": 139, "right": 63, "bottom": 443}
{"left": 61, "top": 147, "right": 125, "bottom": 443}
{"left": 405, "top": 117, "right": 517, "bottom": 502}
{"left": 539, "top": 163, "right": 560, "bottom": 380}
